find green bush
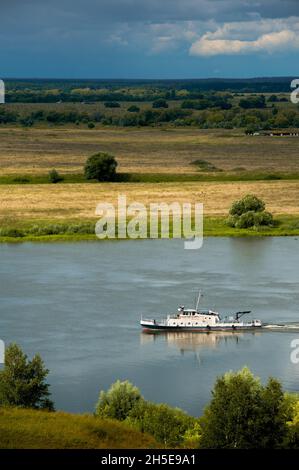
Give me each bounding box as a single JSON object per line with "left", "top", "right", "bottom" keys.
{"left": 0, "top": 227, "right": 25, "bottom": 238}
{"left": 48, "top": 169, "right": 63, "bottom": 183}
{"left": 253, "top": 211, "right": 273, "bottom": 227}
{"left": 229, "top": 194, "right": 265, "bottom": 216}
{"left": 235, "top": 211, "right": 256, "bottom": 229}
{"left": 127, "top": 400, "right": 195, "bottom": 448}
{"left": 87, "top": 122, "right": 95, "bottom": 129}
{"left": 95, "top": 380, "right": 142, "bottom": 421}
{"left": 227, "top": 194, "right": 273, "bottom": 229}
{"left": 84, "top": 152, "right": 118, "bottom": 182}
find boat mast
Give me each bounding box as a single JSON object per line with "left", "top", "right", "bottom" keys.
{"left": 195, "top": 290, "right": 202, "bottom": 312}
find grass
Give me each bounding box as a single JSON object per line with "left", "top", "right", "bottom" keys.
{"left": 0, "top": 407, "right": 159, "bottom": 449}
{"left": 1, "top": 215, "right": 299, "bottom": 242}
{"left": 1, "top": 126, "right": 299, "bottom": 177}
{"left": 1, "top": 171, "right": 299, "bottom": 185}
{"left": 1, "top": 180, "right": 298, "bottom": 221}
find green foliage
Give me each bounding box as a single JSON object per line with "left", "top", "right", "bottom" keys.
{"left": 235, "top": 211, "right": 256, "bottom": 229}
{"left": 200, "top": 367, "right": 288, "bottom": 449}
{"left": 87, "top": 122, "right": 95, "bottom": 129}
{"left": 152, "top": 99, "right": 168, "bottom": 109}
{"left": 0, "top": 227, "right": 25, "bottom": 238}
{"left": 84, "top": 152, "right": 118, "bottom": 182}
{"left": 239, "top": 95, "right": 266, "bottom": 109}
{"left": 127, "top": 105, "right": 140, "bottom": 112}
{"left": 48, "top": 169, "right": 63, "bottom": 183}
{"left": 95, "top": 380, "right": 142, "bottom": 421}
{"left": 0, "top": 343, "right": 54, "bottom": 410}
{"left": 229, "top": 194, "right": 265, "bottom": 216}
{"left": 227, "top": 194, "right": 273, "bottom": 229}
{"left": 104, "top": 101, "right": 120, "bottom": 108}
{"left": 127, "top": 400, "right": 196, "bottom": 448}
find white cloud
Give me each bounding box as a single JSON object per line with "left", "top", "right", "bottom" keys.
{"left": 190, "top": 19, "right": 299, "bottom": 56}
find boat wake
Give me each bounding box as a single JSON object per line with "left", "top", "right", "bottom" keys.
{"left": 262, "top": 322, "right": 299, "bottom": 331}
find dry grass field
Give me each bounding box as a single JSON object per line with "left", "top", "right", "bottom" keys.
{"left": 0, "top": 126, "right": 299, "bottom": 176}
{"left": 1, "top": 180, "right": 299, "bottom": 221}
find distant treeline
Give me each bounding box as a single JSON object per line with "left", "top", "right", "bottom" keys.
{"left": 4, "top": 77, "right": 296, "bottom": 100}
{"left": 1, "top": 92, "right": 298, "bottom": 130}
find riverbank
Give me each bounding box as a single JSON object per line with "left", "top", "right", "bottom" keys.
{"left": 1, "top": 215, "right": 299, "bottom": 242}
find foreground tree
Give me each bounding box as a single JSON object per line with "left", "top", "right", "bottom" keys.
{"left": 0, "top": 343, "right": 54, "bottom": 410}
{"left": 95, "top": 380, "right": 142, "bottom": 421}
{"left": 200, "top": 367, "right": 288, "bottom": 448}
{"left": 84, "top": 152, "right": 118, "bottom": 182}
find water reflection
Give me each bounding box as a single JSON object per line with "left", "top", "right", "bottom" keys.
{"left": 141, "top": 330, "right": 262, "bottom": 364}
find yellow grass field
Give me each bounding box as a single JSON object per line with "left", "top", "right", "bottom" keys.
{"left": 1, "top": 180, "right": 299, "bottom": 221}
{"left": 1, "top": 126, "right": 299, "bottom": 175}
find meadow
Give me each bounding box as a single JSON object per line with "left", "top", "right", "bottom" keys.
{"left": 0, "top": 126, "right": 299, "bottom": 176}
{"left": 0, "top": 125, "right": 299, "bottom": 240}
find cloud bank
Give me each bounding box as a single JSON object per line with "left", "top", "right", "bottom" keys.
{"left": 190, "top": 28, "right": 299, "bottom": 56}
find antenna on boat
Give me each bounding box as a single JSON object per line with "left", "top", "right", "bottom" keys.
{"left": 195, "top": 290, "right": 202, "bottom": 312}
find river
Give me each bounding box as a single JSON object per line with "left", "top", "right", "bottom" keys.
{"left": 1, "top": 237, "right": 299, "bottom": 416}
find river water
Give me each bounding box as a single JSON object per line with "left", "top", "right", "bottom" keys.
{"left": 1, "top": 237, "right": 299, "bottom": 416}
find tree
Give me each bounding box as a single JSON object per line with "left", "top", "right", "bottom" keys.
{"left": 48, "top": 169, "right": 63, "bottom": 183}
{"left": 127, "top": 105, "right": 140, "bottom": 113}
{"left": 95, "top": 380, "right": 142, "bottom": 421}
{"left": 227, "top": 194, "right": 273, "bottom": 229}
{"left": 200, "top": 368, "right": 288, "bottom": 448}
{"left": 0, "top": 343, "right": 54, "bottom": 410}
{"left": 84, "top": 152, "right": 118, "bottom": 182}
{"left": 152, "top": 99, "right": 168, "bottom": 109}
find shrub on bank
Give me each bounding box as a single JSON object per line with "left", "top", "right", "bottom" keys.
{"left": 226, "top": 194, "right": 274, "bottom": 229}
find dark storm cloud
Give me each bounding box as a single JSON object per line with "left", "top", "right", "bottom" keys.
{"left": 0, "top": 0, "right": 298, "bottom": 77}
{"left": 1, "top": 0, "right": 299, "bottom": 27}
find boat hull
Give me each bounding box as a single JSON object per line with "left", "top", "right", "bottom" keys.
{"left": 140, "top": 322, "right": 262, "bottom": 332}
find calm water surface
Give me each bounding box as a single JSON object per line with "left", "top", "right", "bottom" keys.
{"left": 1, "top": 237, "right": 299, "bottom": 416}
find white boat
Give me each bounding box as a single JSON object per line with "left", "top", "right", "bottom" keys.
{"left": 140, "top": 292, "right": 262, "bottom": 332}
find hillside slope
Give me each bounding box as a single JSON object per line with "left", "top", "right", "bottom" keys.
{"left": 0, "top": 407, "right": 159, "bottom": 449}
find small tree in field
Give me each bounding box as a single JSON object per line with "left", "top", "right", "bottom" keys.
{"left": 48, "top": 169, "right": 63, "bottom": 183}
{"left": 84, "top": 152, "right": 118, "bottom": 182}
{"left": 0, "top": 343, "right": 54, "bottom": 410}
{"left": 95, "top": 380, "right": 142, "bottom": 421}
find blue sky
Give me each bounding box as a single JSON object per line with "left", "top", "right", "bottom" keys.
{"left": 1, "top": 0, "right": 299, "bottom": 78}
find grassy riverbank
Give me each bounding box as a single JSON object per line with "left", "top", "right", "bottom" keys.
{"left": 1, "top": 215, "right": 299, "bottom": 242}
{"left": 0, "top": 407, "right": 159, "bottom": 449}
{"left": 1, "top": 171, "right": 299, "bottom": 185}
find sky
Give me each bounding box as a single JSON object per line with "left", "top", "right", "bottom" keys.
{"left": 0, "top": 0, "right": 299, "bottom": 78}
